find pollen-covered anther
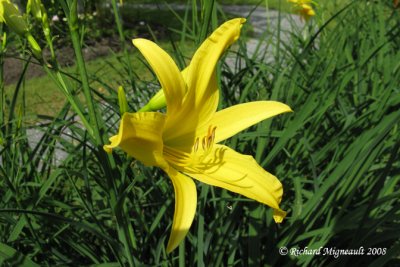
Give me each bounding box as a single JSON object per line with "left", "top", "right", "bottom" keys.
{"left": 202, "top": 136, "right": 207, "bottom": 150}
{"left": 195, "top": 126, "right": 217, "bottom": 152}
{"left": 193, "top": 137, "right": 200, "bottom": 152}
{"left": 205, "top": 126, "right": 217, "bottom": 151}
{"left": 211, "top": 126, "right": 216, "bottom": 143}
{"left": 207, "top": 135, "right": 213, "bottom": 149}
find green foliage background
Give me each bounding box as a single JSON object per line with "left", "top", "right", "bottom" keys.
{"left": 0, "top": 0, "right": 399, "bottom": 266}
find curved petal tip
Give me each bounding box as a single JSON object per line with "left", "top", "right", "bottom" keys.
{"left": 165, "top": 169, "right": 197, "bottom": 253}
{"left": 103, "top": 135, "right": 119, "bottom": 154}
{"left": 103, "top": 145, "right": 112, "bottom": 154}
{"left": 273, "top": 208, "right": 287, "bottom": 223}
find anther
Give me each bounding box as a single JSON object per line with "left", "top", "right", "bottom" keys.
{"left": 202, "top": 136, "right": 207, "bottom": 150}
{"left": 207, "top": 125, "right": 212, "bottom": 136}
{"left": 193, "top": 137, "right": 199, "bottom": 152}
{"left": 207, "top": 135, "right": 213, "bottom": 149}
{"left": 211, "top": 126, "right": 216, "bottom": 143}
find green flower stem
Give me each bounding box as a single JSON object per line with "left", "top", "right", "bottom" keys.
{"left": 63, "top": 2, "right": 137, "bottom": 264}
{"left": 111, "top": 0, "right": 124, "bottom": 44}
{"left": 198, "top": 0, "right": 215, "bottom": 43}
{"left": 109, "top": 1, "right": 139, "bottom": 264}
{"left": 42, "top": 66, "right": 94, "bottom": 137}
{"left": 0, "top": 28, "right": 5, "bottom": 128}
{"left": 179, "top": 241, "right": 185, "bottom": 267}
{"left": 111, "top": 0, "right": 135, "bottom": 89}
{"left": 68, "top": 26, "right": 102, "bottom": 146}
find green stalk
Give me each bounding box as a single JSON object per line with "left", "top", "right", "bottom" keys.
{"left": 198, "top": 0, "right": 215, "bottom": 44}
{"left": 42, "top": 66, "right": 95, "bottom": 137}
{"left": 7, "top": 57, "right": 30, "bottom": 131}
{"left": 111, "top": 0, "right": 135, "bottom": 89}
{"left": 62, "top": 2, "right": 137, "bottom": 265}
{"left": 0, "top": 27, "right": 5, "bottom": 128}
{"left": 275, "top": 0, "right": 282, "bottom": 63}
{"left": 110, "top": 0, "right": 124, "bottom": 48}
{"left": 110, "top": 1, "right": 140, "bottom": 264}
{"left": 68, "top": 22, "right": 102, "bottom": 146}
{"left": 197, "top": 185, "right": 209, "bottom": 267}
{"left": 179, "top": 241, "right": 185, "bottom": 267}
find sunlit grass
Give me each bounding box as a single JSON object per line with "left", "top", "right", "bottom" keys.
{"left": 4, "top": 41, "right": 195, "bottom": 118}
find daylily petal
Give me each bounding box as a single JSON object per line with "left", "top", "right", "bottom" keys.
{"left": 208, "top": 101, "right": 292, "bottom": 143}
{"left": 139, "top": 67, "right": 190, "bottom": 112}
{"left": 185, "top": 144, "right": 286, "bottom": 223}
{"left": 185, "top": 18, "right": 245, "bottom": 108}
{"left": 163, "top": 71, "right": 219, "bottom": 152}
{"left": 163, "top": 18, "right": 246, "bottom": 145}
{"left": 103, "top": 112, "right": 168, "bottom": 169}
{"left": 181, "top": 101, "right": 291, "bottom": 147}
{"left": 132, "top": 39, "right": 186, "bottom": 115}
{"left": 165, "top": 168, "right": 197, "bottom": 253}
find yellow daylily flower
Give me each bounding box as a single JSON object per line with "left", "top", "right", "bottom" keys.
{"left": 104, "top": 18, "right": 292, "bottom": 253}
{"left": 288, "top": 0, "right": 316, "bottom": 21}
{"left": 299, "top": 4, "right": 316, "bottom": 19}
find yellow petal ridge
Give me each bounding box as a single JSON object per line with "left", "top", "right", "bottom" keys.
{"left": 185, "top": 18, "right": 246, "bottom": 109}
{"left": 273, "top": 208, "right": 287, "bottom": 223}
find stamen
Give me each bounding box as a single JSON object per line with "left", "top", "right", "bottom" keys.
{"left": 207, "top": 135, "right": 213, "bottom": 149}
{"left": 211, "top": 126, "right": 216, "bottom": 143}
{"left": 193, "top": 137, "right": 199, "bottom": 152}
{"left": 164, "top": 146, "right": 192, "bottom": 167}
{"left": 190, "top": 125, "right": 218, "bottom": 168}
{"left": 207, "top": 125, "right": 212, "bottom": 137}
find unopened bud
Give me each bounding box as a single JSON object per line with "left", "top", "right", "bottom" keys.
{"left": 118, "top": 86, "right": 128, "bottom": 115}
{"left": 26, "top": 33, "right": 42, "bottom": 59}
{"left": 0, "top": 0, "right": 29, "bottom": 36}
{"left": 139, "top": 89, "right": 166, "bottom": 112}
{"left": 139, "top": 68, "right": 188, "bottom": 112}
{"left": 27, "top": 0, "right": 42, "bottom": 22}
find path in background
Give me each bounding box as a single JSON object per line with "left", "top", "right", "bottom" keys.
{"left": 222, "top": 5, "right": 303, "bottom": 68}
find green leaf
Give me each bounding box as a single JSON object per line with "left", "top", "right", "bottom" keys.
{"left": 0, "top": 242, "right": 40, "bottom": 267}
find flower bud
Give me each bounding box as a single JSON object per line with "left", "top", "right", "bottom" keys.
{"left": 27, "top": 0, "right": 42, "bottom": 22}
{"left": 138, "top": 89, "right": 166, "bottom": 112}
{"left": 118, "top": 86, "right": 128, "bottom": 115}
{"left": 26, "top": 33, "right": 42, "bottom": 59}
{"left": 0, "top": 0, "right": 29, "bottom": 36}
{"left": 287, "top": 0, "right": 316, "bottom": 21}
